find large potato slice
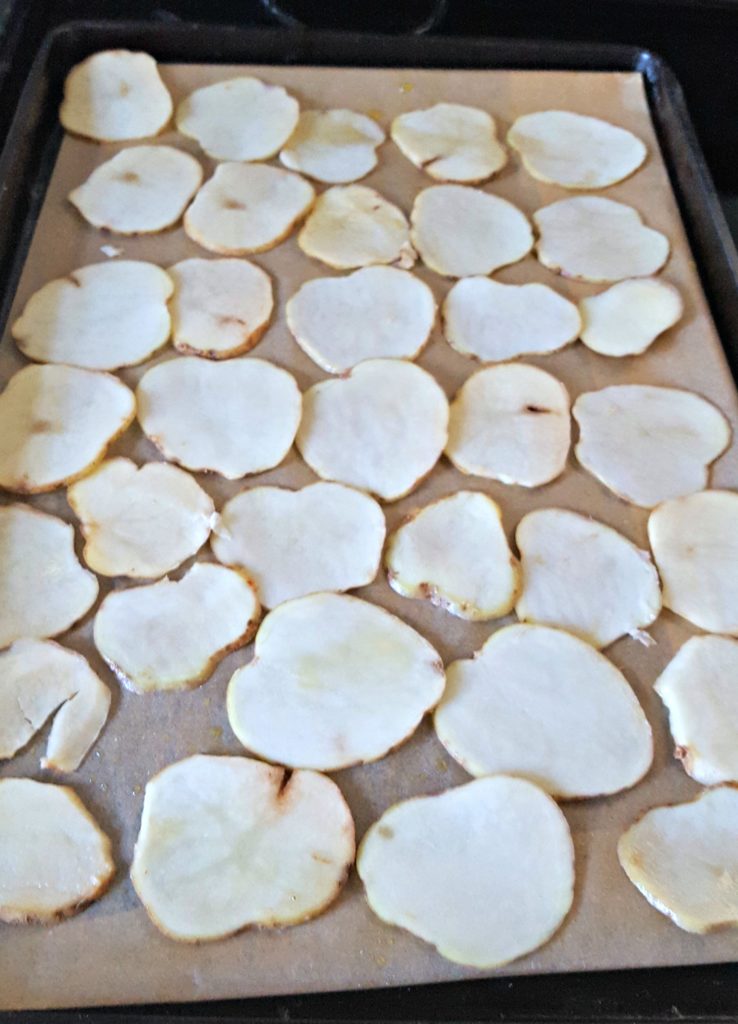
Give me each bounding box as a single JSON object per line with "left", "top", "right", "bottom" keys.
{"left": 391, "top": 103, "right": 506, "bottom": 183}
{"left": 280, "top": 109, "right": 385, "bottom": 183}
{"left": 579, "top": 278, "right": 683, "bottom": 357}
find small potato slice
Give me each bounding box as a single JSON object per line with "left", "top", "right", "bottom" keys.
{"left": 94, "top": 562, "right": 259, "bottom": 694}
{"left": 580, "top": 278, "right": 683, "bottom": 357}
{"left": 385, "top": 491, "right": 519, "bottom": 621}
{"left": 68, "top": 458, "right": 215, "bottom": 579}
{"left": 280, "top": 109, "right": 385, "bottom": 183}
{"left": 391, "top": 103, "right": 506, "bottom": 183}
{"left": 136, "top": 357, "right": 301, "bottom": 480}
{"left": 574, "top": 385, "right": 730, "bottom": 508}
{"left": 227, "top": 593, "right": 444, "bottom": 771}
{"left": 435, "top": 624, "right": 652, "bottom": 798}
{"left": 0, "top": 364, "right": 135, "bottom": 494}
{"left": 69, "top": 146, "right": 202, "bottom": 234}
{"left": 0, "top": 778, "right": 114, "bottom": 924}
{"left": 286, "top": 266, "right": 436, "bottom": 373}
{"left": 516, "top": 508, "right": 661, "bottom": 649}
{"left": 357, "top": 776, "right": 574, "bottom": 968}
{"left": 446, "top": 363, "right": 570, "bottom": 487}
{"left": 0, "top": 639, "right": 109, "bottom": 772}
{"left": 131, "top": 754, "right": 354, "bottom": 942}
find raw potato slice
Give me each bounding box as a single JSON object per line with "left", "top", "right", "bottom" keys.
{"left": 618, "top": 786, "right": 738, "bottom": 934}
{"left": 391, "top": 103, "right": 507, "bottom": 183}
{"left": 357, "top": 776, "right": 574, "bottom": 968}
{"left": 411, "top": 185, "right": 533, "bottom": 278}
{"left": 296, "top": 359, "right": 448, "bottom": 502}
{"left": 435, "top": 624, "right": 653, "bottom": 798}
{"left": 0, "top": 778, "right": 114, "bottom": 924}
{"left": 68, "top": 458, "right": 215, "bottom": 579}
{"left": 94, "top": 562, "right": 259, "bottom": 693}
{"left": 507, "top": 110, "right": 646, "bottom": 189}
{"left": 445, "top": 363, "right": 570, "bottom": 487}
{"left": 136, "top": 357, "right": 301, "bottom": 480}
{"left": 168, "top": 258, "right": 273, "bottom": 359}
{"left": 648, "top": 490, "right": 738, "bottom": 634}
{"left": 0, "top": 639, "right": 110, "bottom": 772}
{"left": 60, "top": 49, "right": 173, "bottom": 142}
{"left": 12, "top": 261, "right": 173, "bottom": 370}
{"left": 69, "top": 146, "right": 202, "bottom": 234}
{"left": 176, "top": 77, "right": 299, "bottom": 161}
{"left": 534, "top": 197, "right": 669, "bottom": 282}
{"left": 286, "top": 266, "right": 436, "bottom": 373}
{"left": 579, "top": 278, "right": 683, "bottom": 357}
{"left": 443, "top": 277, "right": 580, "bottom": 362}
{"left": 516, "top": 508, "right": 661, "bottom": 649}
{"left": 574, "top": 385, "right": 730, "bottom": 508}
{"left": 212, "top": 482, "right": 385, "bottom": 609}
{"left": 280, "top": 109, "right": 385, "bottom": 184}
{"left": 385, "top": 491, "right": 519, "bottom": 621}
{"left": 184, "top": 164, "right": 314, "bottom": 256}
{"left": 131, "top": 754, "right": 354, "bottom": 942}
{"left": 227, "top": 593, "right": 444, "bottom": 771}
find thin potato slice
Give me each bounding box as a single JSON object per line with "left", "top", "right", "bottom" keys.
{"left": 391, "top": 103, "right": 506, "bottom": 183}
{"left": 280, "top": 109, "right": 385, "bottom": 184}
{"left": 579, "top": 278, "right": 683, "bottom": 357}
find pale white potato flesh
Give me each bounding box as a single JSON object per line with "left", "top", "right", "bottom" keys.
{"left": 357, "top": 775, "right": 574, "bottom": 968}
{"left": 579, "top": 278, "right": 683, "bottom": 357}
{"left": 280, "top": 109, "right": 385, "bottom": 183}
{"left": 516, "top": 508, "right": 661, "bottom": 649}
{"left": 227, "top": 593, "right": 445, "bottom": 771}
{"left": 0, "top": 639, "right": 110, "bottom": 772}
{"left": 296, "top": 359, "right": 448, "bottom": 502}
{"left": 94, "top": 562, "right": 259, "bottom": 694}
{"left": 136, "top": 356, "right": 301, "bottom": 480}
{"left": 385, "top": 490, "right": 519, "bottom": 620}
{"left": 0, "top": 778, "right": 114, "bottom": 924}
{"left": 68, "top": 457, "right": 215, "bottom": 579}
{"left": 212, "top": 482, "right": 385, "bottom": 609}
{"left": 131, "top": 754, "right": 354, "bottom": 942}
{"left": 435, "top": 624, "right": 653, "bottom": 798}
{"left": 69, "top": 145, "right": 202, "bottom": 234}
{"left": 391, "top": 103, "right": 507, "bottom": 183}
{"left": 0, "top": 364, "right": 135, "bottom": 494}
{"left": 445, "top": 363, "right": 570, "bottom": 487}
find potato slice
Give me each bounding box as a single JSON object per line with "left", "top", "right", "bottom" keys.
{"left": 411, "top": 185, "right": 533, "bottom": 278}
{"left": 574, "top": 385, "right": 730, "bottom": 508}
{"left": 391, "top": 103, "right": 506, "bottom": 183}
{"left": 227, "top": 593, "right": 444, "bottom": 770}
{"left": 435, "top": 624, "right": 652, "bottom": 798}
{"left": 69, "top": 145, "right": 202, "bottom": 234}
{"left": 68, "top": 458, "right": 215, "bottom": 579}
{"left": 0, "top": 639, "right": 109, "bottom": 772}
{"left": 131, "top": 754, "right": 354, "bottom": 941}
{"left": 446, "top": 363, "right": 570, "bottom": 487}
{"left": 0, "top": 778, "right": 114, "bottom": 924}
{"left": 357, "top": 776, "right": 574, "bottom": 968}
{"left": 212, "top": 482, "right": 385, "bottom": 609}
{"left": 516, "top": 508, "right": 661, "bottom": 649}
{"left": 0, "top": 364, "right": 135, "bottom": 494}
{"left": 136, "top": 357, "right": 301, "bottom": 480}
{"left": 280, "top": 109, "right": 385, "bottom": 183}
{"left": 385, "top": 491, "right": 519, "bottom": 620}
{"left": 579, "top": 278, "right": 683, "bottom": 357}
{"left": 94, "top": 562, "right": 259, "bottom": 693}
{"left": 286, "top": 266, "right": 435, "bottom": 373}
{"left": 296, "top": 359, "right": 448, "bottom": 502}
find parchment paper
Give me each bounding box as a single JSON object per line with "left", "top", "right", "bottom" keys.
{"left": 2, "top": 63, "right": 738, "bottom": 1011}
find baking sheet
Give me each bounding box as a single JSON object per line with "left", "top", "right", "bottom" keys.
{"left": 2, "top": 62, "right": 738, "bottom": 1011}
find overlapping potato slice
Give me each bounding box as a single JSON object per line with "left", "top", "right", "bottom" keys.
{"left": 579, "top": 278, "right": 683, "bottom": 356}
{"left": 391, "top": 103, "right": 507, "bottom": 183}
{"left": 385, "top": 491, "right": 519, "bottom": 620}
{"left": 446, "top": 364, "right": 570, "bottom": 487}
{"left": 296, "top": 359, "right": 448, "bottom": 502}
{"left": 357, "top": 776, "right": 574, "bottom": 968}
{"left": 136, "top": 357, "right": 301, "bottom": 480}
{"left": 131, "top": 754, "right": 354, "bottom": 941}
{"left": 94, "top": 562, "right": 259, "bottom": 693}
{"left": 227, "top": 593, "right": 444, "bottom": 771}
{"left": 0, "top": 778, "right": 114, "bottom": 924}
{"left": 280, "top": 109, "right": 385, "bottom": 183}
{"left": 516, "top": 508, "right": 662, "bottom": 649}
{"left": 212, "top": 482, "right": 385, "bottom": 609}
{"left": 286, "top": 266, "right": 435, "bottom": 373}
{"left": 69, "top": 145, "right": 202, "bottom": 234}
{"left": 0, "top": 639, "right": 109, "bottom": 772}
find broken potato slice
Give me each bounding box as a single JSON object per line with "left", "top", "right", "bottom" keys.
{"left": 280, "top": 109, "right": 385, "bottom": 183}
{"left": 391, "top": 103, "right": 506, "bottom": 183}
{"left": 579, "top": 278, "right": 683, "bottom": 357}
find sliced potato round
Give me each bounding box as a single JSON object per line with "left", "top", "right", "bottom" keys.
{"left": 280, "top": 109, "right": 385, "bottom": 184}
{"left": 131, "top": 754, "right": 354, "bottom": 942}
{"left": 391, "top": 103, "right": 506, "bottom": 183}
{"left": 227, "top": 593, "right": 444, "bottom": 771}
{"left": 579, "top": 278, "right": 683, "bottom": 357}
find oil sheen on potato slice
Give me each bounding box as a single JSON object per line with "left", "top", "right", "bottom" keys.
{"left": 391, "top": 103, "right": 506, "bottom": 183}
{"left": 579, "top": 278, "right": 683, "bottom": 357}
{"left": 280, "top": 109, "right": 385, "bottom": 184}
